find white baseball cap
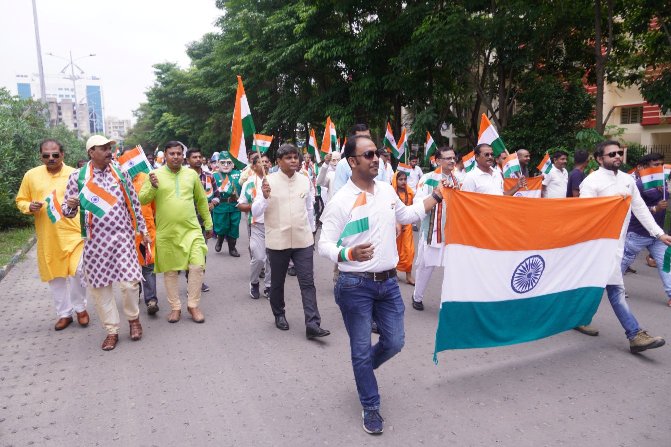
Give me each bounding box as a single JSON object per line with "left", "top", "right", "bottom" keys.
{"left": 86, "top": 135, "right": 117, "bottom": 151}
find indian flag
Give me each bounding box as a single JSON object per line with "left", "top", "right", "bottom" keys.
{"left": 425, "top": 132, "right": 437, "bottom": 164}
{"left": 502, "top": 153, "right": 521, "bottom": 178}
{"left": 397, "top": 162, "right": 412, "bottom": 174}
{"left": 321, "top": 116, "right": 337, "bottom": 156}
{"left": 434, "top": 190, "right": 630, "bottom": 358}
{"left": 307, "top": 128, "right": 321, "bottom": 163}
{"left": 383, "top": 123, "right": 399, "bottom": 158}
{"left": 477, "top": 114, "right": 506, "bottom": 157}
{"left": 118, "top": 146, "right": 151, "bottom": 178}
{"left": 229, "top": 75, "right": 257, "bottom": 168}
{"left": 664, "top": 164, "right": 671, "bottom": 182}
{"left": 504, "top": 177, "right": 542, "bottom": 198}
{"left": 79, "top": 179, "right": 118, "bottom": 218}
{"left": 253, "top": 134, "right": 273, "bottom": 154}
{"left": 639, "top": 165, "right": 664, "bottom": 189}
{"left": 337, "top": 192, "right": 369, "bottom": 248}
{"left": 397, "top": 128, "right": 408, "bottom": 161}
{"left": 462, "top": 151, "right": 476, "bottom": 172}
{"left": 44, "top": 190, "right": 64, "bottom": 223}
{"left": 536, "top": 153, "right": 552, "bottom": 175}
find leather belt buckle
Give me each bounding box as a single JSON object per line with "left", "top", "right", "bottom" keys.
{"left": 373, "top": 271, "right": 385, "bottom": 282}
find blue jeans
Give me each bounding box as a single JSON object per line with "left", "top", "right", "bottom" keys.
{"left": 621, "top": 232, "right": 671, "bottom": 298}
{"left": 334, "top": 272, "right": 405, "bottom": 410}
{"left": 606, "top": 285, "right": 640, "bottom": 340}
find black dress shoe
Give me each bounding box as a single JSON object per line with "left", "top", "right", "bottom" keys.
{"left": 287, "top": 266, "right": 297, "bottom": 276}
{"left": 412, "top": 300, "right": 424, "bottom": 311}
{"left": 275, "top": 315, "right": 289, "bottom": 330}
{"left": 306, "top": 326, "right": 331, "bottom": 339}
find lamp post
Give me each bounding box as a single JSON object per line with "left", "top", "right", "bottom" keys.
{"left": 31, "top": 0, "right": 46, "bottom": 103}
{"left": 46, "top": 52, "right": 96, "bottom": 137}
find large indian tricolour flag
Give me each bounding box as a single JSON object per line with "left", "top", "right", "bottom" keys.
{"left": 229, "top": 75, "right": 257, "bottom": 168}
{"left": 434, "top": 190, "right": 630, "bottom": 360}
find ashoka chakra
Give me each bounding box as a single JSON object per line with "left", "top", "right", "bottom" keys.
{"left": 510, "top": 255, "right": 545, "bottom": 294}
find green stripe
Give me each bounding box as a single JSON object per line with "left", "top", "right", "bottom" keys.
{"left": 337, "top": 217, "right": 369, "bottom": 246}
{"left": 424, "top": 179, "right": 439, "bottom": 188}
{"left": 642, "top": 179, "right": 664, "bottom": 189}
{"left": 663, "top": 246, "right": 671, "bottom": 273}
{"left": 491, "top": 138, "right": 507, "bottom": 157}
{"left": 434, "top": 287, "right": 602, "bottom": 356}
{"left": 79, "top": 195, "right": 107, "bottom": 218}
{"left": 45, "top": 197, "right": 57, "bottom": 223}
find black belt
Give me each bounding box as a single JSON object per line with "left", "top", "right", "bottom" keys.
{"left": 226, "top": 196, "right": 238, "bottom": 203}
{"left": 345, "top": 269, "right": 396, "bottom": 282}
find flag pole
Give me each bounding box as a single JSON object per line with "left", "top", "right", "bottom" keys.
{"left": 253, "top": 137, "right": 267, "bottom": 179}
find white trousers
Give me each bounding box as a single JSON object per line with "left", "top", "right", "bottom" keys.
{"left": 48, "top": 276, "right": 87, "bottom": 318}
{"left": 89, "top": 282, "right": 140, "bottom": 335}
{"left": 412, "top": 242, "right": 444, "bottom": 303}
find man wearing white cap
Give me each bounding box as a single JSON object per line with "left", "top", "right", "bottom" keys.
{"left": 62, "top": 135, "right": 149, "bottom": 351}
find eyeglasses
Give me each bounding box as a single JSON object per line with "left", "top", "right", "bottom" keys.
{"left": 482, "top": 153, "right": 494, "bottom": 158}
{"left": 605, "top": 150, "right": 625, "bottom": 158}
{"left": 41, "top": 153, "right": 60, "bottom": 159}
{"left": 351, "top": 149, "right": 382, "bottom": 160}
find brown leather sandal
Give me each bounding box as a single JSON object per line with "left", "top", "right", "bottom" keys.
{"left": 101, "top": 334, "right": 119, "bottom": 351}
{"left": 129, "top": 318, "right": 143, "bottom": 341}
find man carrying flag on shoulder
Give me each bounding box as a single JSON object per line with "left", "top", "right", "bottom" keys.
{"left": 16, "top": 139, "right": 89, "bottom": 331}
{"left": 318, "top": 135, "right": 445, "bottom": 435}
{"left": 580, "top": 141, "right": 671, "bottom": 353}
{"left": 140, "top": 142, "right": 213, "bottom": 325}
{"left": 62, "top": 135, "right": 149, "bottom": 351}
{"left": 411, "top": 146, "right": 461, "bottom": 311}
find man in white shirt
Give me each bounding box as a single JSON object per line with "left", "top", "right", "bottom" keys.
{"left": 580, "top": 140, "right": 670, "bottom": 353}
{"left": 237, "top": 152, "right": 271, "bottom": 300}
{"left": 378, "top": 150, "right": 394, "bottom": 183}
{"left": 542, "top": 150, "right": 569, "bottom": 198}
{"left": 318, "top": 135, "right": 444, "bottom": 435}
{"left": 253, "top": 144, "right": 329, "bottom": 339}
{"left": 406, "top": 154, "right": 424, "bottom": 191}
{"left": 462, "top": 144, "right": 524, "bottom": 195}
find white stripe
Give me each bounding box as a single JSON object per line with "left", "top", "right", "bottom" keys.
{"left": 640, "top": 172, "right": 663, "bottom": 183}
{"left": 477, "top": 126, "right": 499, "bottom": 145}
{"left": 442, "top": 239, "right": 616, "bottom": 303}
{"left": 241, "top": 95, "right": 251, "bottom": 118}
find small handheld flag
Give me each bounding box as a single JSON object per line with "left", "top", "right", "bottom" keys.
{"left": 79, "top": 179, "right": 118, "bottom": 218}
{"left": 44, "top": 190, "right": 64, "bottom": 223}
{"left": 425, "top": 132, "right": 437, "bottom": 164}
{"left": 462, "top": 151, "right": 476, "bottom": 173}
{"left": 536, "top": 153, "right": 552, "bottom": 175}
{"left": 477, "top": 114, "right": 507, "bottom": 157}
{"left": 118, "top": 146, "right": 151, "bottom": 178}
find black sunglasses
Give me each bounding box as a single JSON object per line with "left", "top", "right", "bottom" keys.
{"left": 42, "top": 153, "right": 61, "bottom": 159}
{"left": 605, "top": 150, "right": 625, "bottom": 158}
{"left": 351, "top": 149, "right": 383, "bottom": 160}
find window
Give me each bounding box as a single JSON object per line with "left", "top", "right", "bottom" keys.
{"left": 621, "top": 107, "right": 643, "bottom": 124}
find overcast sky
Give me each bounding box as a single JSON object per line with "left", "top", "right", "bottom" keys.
{"left": 0, "top": 0, "right": 221, "bottom": 121}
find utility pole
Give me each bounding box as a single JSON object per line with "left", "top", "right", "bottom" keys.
{"left": 31, "top": 0, "right": 46, "bottom": 103}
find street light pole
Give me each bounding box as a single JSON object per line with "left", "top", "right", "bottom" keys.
{"left": 31, "top": 0, "right": 46, "bottom": 103}
{"left": 46, "top": 52, "right": 96, "bottom": 138}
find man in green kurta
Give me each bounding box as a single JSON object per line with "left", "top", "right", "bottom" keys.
{"left": 139, "top": 141, "right": 213, "bottom": 324}
{"left": 212, "top": 151, "right": 242, "bottom": 257}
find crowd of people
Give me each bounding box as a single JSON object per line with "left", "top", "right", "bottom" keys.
{"left": 15, "top": 124, "right": 671, "bottom": 435}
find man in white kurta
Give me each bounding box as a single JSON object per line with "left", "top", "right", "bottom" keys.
{"left": 580, "top": 140, "right": 670, "bottom": 353}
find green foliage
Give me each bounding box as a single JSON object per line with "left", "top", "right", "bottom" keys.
{"left": 0, "top": 88, "right": 83, "bottom": 229}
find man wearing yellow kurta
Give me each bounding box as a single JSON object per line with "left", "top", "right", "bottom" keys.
{"left": 140, "top": 141, "right": 213, "bottom": 324}
{"left": 15, "top": 139, "right": 88, "bottom": 331}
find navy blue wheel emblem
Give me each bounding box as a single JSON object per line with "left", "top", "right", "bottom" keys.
{"left": 511, "top": 255, "right": 545, "bottom": 294}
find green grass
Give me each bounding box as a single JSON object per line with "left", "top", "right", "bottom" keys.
{"left": 0, "top": 227, "right": 35, "bottom": 266}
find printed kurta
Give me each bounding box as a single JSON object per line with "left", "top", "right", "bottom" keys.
{"left": 139, "top": 165, "right": 212, "bottom": 273}
{"left": 15, "top": 165, "right": 83, "bottom": 282}
{"left": 63, "top": 164, "right": 146, "bottom": 288}
{"left": 212, "top": 170, "right": 242, "bottom": 238}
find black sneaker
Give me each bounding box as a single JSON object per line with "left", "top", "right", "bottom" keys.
{"left": 250, "top": 282, "right": 260, "bottom": 300}
{"left": 362, "top": 409, "right": 384, "bottom": 435}
{"left": 287, "top": 266, "right": 297, "bottom": 276}
{"left": 146, "top": 299, "right": 159, "bottom": 315}
{"left": 263, "top": 287, "right": 270, "bottom": 300}
{"left": 412, "top": 300, "right": 424, "bottom": 311}
{"left": 201, "top": 283, "right": 210, "bottom": 293}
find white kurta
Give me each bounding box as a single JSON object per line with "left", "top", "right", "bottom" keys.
{"left": 580, "top": 167, "right": 664, "bottom": 285}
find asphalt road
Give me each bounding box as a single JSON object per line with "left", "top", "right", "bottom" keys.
{"left": 1, "top": 227, "right": 670, "bottom": 447}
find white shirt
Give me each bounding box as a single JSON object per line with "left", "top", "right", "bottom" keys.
{"left": 377, "top": 159, "right": 394, "bottom": 184}
{"left": 580, "top": 167, "right": 663, "bottom": 285}
{"left": 542, "top": 165, "right": 569, "bottom": 198}
{"left": 319, "top": 179, "right": 426, "bottom": 272}
{"left": 316, "top": 164, "right": 338, "bottom": 200}
{"left": 407, "top": 165, "right": 423, "bottom": 191}
{"left": 461, "top": 166, "right": 504, "bottom": 195}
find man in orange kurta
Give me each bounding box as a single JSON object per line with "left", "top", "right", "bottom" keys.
{"left": 15, "top": 139, "right": 88, "bottom": 330}
{"left": 393, "top": 171, "right": 415, "bottom": 284}
{"left": 132, "top": 171, "right": 159, "bottom": 315}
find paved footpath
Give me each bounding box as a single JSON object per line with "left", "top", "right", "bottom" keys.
{"left": 1, "top": 227, "right": 670, "bottom": 447}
